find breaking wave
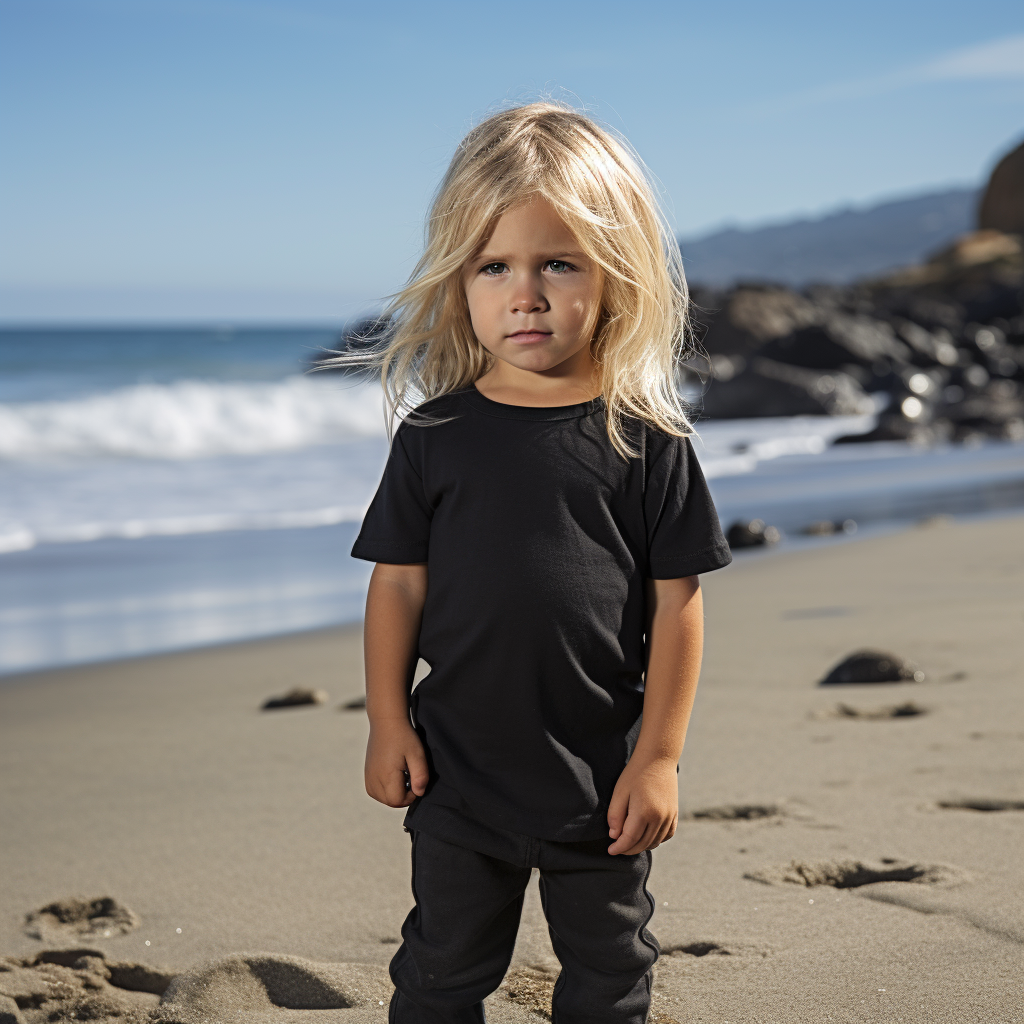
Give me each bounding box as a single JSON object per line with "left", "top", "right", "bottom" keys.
{"left": 0, "top": 504, "right": 367, "bottom": 555}
{"left": 0, "top": 376, "right": 387, "bottom": 460}
{"left": 694, "top": 414, "right": 877, "bottom": 478}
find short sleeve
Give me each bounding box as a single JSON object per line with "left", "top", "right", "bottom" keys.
{"left": 351, "top": 428, "right": 433, "bottom": 564}
{"left": 645, "top": 433, "right": 732, "bottom": 579}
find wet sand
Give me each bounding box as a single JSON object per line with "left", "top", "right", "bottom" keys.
{"left": 1, "top": 515, "right": 1021, "bottom": 1022}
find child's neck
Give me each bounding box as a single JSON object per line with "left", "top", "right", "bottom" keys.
{"left": 474, "top": 350, "right": 602, "bottom": 408}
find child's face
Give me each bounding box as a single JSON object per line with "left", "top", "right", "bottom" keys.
{"left": 462, "top": 198, "right": 604, "bottom": 378}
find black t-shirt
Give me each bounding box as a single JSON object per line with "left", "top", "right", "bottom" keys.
{"left": 351, "top": 387, "right": 732, "bottom": 841}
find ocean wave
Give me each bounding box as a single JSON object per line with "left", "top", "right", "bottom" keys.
{"left": 695, "top": 414, "right": 876, "bottom": 478}
{"left": 0, "top": 504, "right": 367, "bottom": 554}
{"left": 0, "top": 376, "right": 387, "bottom": 460}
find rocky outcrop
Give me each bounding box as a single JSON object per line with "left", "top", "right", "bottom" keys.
{"left": 689, "top": 136, "right": 1024, "bottom": 437}
{"left": 979, "top": 138, "right": 1024, "bottom": 235}
{"left": 689, "top": 232, "right": 1024, "bottom": 441}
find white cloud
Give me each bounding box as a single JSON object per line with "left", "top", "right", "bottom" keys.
{"left": 749, "top": 33, "right": 1024, "bottom": 116}
{"left": 917, "top": 34, "right": 1024, "bottom": 81}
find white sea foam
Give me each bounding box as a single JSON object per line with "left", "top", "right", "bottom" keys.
{"left": 0, "top": 504, "right": 368, "bottom": 554}
{"left": 0, "top": 410, "right": 880, "bottom": 555}
{"left": 0, "top": 376, "right": 387, "bottom": 460}
{"left": 694, "top": 414, "right": 877, "bottom": 478}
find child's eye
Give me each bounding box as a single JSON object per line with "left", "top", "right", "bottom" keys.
{"left": 546, "top": 260, "right": 574, "bottom": 274}
{"left": 480, "top": 262, "right": 507, "bottom": 276}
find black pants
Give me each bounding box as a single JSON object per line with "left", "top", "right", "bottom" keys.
{"left": 389, "top": 808, "right": 659, "bottom": 1024}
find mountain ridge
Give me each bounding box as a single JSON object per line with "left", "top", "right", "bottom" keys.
{"left": 681, "top": 187, "right": 980, "bottom": 288}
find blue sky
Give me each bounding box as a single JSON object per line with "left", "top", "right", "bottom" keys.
{"left": 2, "top": 0, "right": 1023, "bottom": 322}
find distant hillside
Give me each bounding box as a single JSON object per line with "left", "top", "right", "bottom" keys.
{"left": 681, "top": 187, "right": 979, "bottom": 288}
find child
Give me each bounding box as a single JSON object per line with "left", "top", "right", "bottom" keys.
{"left": 348, "top": 102, "right": 732, "bottom": 1024}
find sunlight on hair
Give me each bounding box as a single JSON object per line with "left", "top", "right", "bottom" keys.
{"left": 324, "top": 101, "right": 694, "bottom": 456}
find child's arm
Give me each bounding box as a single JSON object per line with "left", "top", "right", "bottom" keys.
{"left": 363, "top": 562, "right": 431, "bottom": 808}
{"left": 607, "top": 575, "right": 703, "bottom": 855}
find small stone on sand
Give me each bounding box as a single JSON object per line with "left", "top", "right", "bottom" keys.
{"left": 260, "top": 687, "right": 329, "bottom": 710}
{"left": 820, "top": 649, "right": 925, "bottom": 685}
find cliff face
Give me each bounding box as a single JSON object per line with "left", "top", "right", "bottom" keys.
{"left": 979, "top": 139, "right": 1024, "bottom": 236}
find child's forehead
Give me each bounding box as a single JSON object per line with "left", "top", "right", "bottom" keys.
{"left": 474, "top": 199, "right": 584, "bottom": 255}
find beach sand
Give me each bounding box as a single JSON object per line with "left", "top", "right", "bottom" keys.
{"left": 1, "top": 515, "right": 1021, "bottom": 1023}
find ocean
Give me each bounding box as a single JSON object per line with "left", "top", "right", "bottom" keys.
{"left": 2, "top": 327, "right": 1023, "bottom": 676}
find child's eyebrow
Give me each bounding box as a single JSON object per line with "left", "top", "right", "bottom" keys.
{"left": 473, "top": 250, "right": 588, "bottom": 263}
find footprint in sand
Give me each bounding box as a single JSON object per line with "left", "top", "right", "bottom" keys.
{"left": 817, "top": 701, "right": 929, "bottom": 720}
{"left": 502, "top": 967, "right": 681, "bottom": 1023}
{"left": 0, "top": 949, "right": 173, "bottom": 1023}
{"left": 664, "top": 942, "right": 730, "bottom": 957}
{"left": 157, "top": 953, "right": 394, "bottom": 1019}
{"left": 1, "top": 951, "right": 554, "bottom": 1024}
{"left": 743, "top": 858, "right": 970, "bottom": 889}
{"left": 24, "top": 897, "right": 138, "bottom": 941}
{"left": 936, "top": 798, "right": 1024, "bottom": 812}
{"left": 662, "top": 940, "right": 770, "bottom": 960}
{"left": 685, "top": 804, "right": 782, "bottom": 822}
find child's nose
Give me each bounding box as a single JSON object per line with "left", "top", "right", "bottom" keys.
{"left": 510, "top": 279, "right": 549, "bottom": 314}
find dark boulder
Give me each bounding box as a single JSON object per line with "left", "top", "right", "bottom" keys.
{"left": 726, "top": 519, "right": 780, "bottom": 549}
{"left": 261, "top": 687, "right": 329, "bottom": 710}
{"left": 978, "top": 138, "right": 1024, "bottom": 235}
{"left": 863, "top": 231, "right": 1023, "bottom": 328}
{"left": 820, "top": 649, "right": 925, "bottom": 685}
{"left": 759, "top": 313, "right": 910, "bottom": 372}
{"left": 693, "top": 285, "right": 819, "bottom": 358}
{"left": 701, "top": 358, "right": 874, "bottom": 418}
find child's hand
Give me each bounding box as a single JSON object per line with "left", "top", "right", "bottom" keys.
{"left": 606, "top": 754, "right": 679, "bottom": 855}
{"left": 365, "top": 718, "right": 430, "bottom": 808}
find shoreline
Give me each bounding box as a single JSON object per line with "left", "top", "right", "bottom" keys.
{"left": 5, "top": 501, "right": 1024, "bottom": 682}
{"left": 0, "top": 620, "right": 362, "bottom": 688}
{"left": 2, "top": 513, "right": 1022, "bottom": 1022}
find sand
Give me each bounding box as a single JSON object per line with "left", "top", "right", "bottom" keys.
{"left": 1, "top": 515, "right": 1021, "bottom": 1023}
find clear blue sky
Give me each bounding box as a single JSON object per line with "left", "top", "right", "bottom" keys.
{"left": 2, "top": 0, "right": 1023, "bottom": 322}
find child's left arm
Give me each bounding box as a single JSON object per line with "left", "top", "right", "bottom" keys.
{"left": 607, "top": 575, "right": 703, "bottom": 856}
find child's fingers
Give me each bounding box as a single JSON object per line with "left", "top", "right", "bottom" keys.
{"left": 607, "top": 811, "right": 651, "bottom": 855}
{"left": 380, "top": 768, "right": 409, "bottom": 807}
{"left": 647, "top": 819, "right": 674, "bottom": 851}
{"left": 610, "top": 825, "right": 652, "bottom": 856}
{"left": 405, "top": 747, "right": 430, "bottom": 797}
{"left": 606, "top": 787, "right": 630, "bottom": 840}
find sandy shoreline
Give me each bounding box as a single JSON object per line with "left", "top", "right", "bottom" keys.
{"left": 2, "top": 516, "right": 1022, "bottom": 1022}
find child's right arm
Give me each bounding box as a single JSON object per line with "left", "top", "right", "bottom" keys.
{"left": 363, "top": 562, "right": 430, "bottom": 808}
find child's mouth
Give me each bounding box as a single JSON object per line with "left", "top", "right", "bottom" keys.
{"left": 508, "top": 331, "right": 552, "bottom": 345}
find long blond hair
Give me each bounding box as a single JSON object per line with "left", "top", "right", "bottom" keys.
{"left": 329, "top": 101, "right": 693, "bottom": 456}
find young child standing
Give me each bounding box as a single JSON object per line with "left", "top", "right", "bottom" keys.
{"left": 348, "top": 102, "right": 732, "bottom": 1024}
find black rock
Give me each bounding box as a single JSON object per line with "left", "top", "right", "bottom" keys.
{"left": 820, "top": 649, "right": 925, "bottom": 685}
{"left": 726, "top": 519, "right": 780, "bottom": 549}
{"left": 979, "top": 138, "right": 1024, "bottom": 235}
{"left": 800, "top": 519, "right": 857, "bottom": 536}
{"left": 261, "top": 687, "right": 329, "bottom": 710}
{"left": 693, "top": 285, "right": 819, "bottom": 357}
{"left": 702, "top": 358, "right": 875, "bottom": 419}
{"left": 759, "top": 314, "right": 910, "bottom": 372}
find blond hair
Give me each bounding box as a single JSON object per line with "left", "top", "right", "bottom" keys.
{"left": 329, "top": 101, "right": 693, "bottom": 456}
